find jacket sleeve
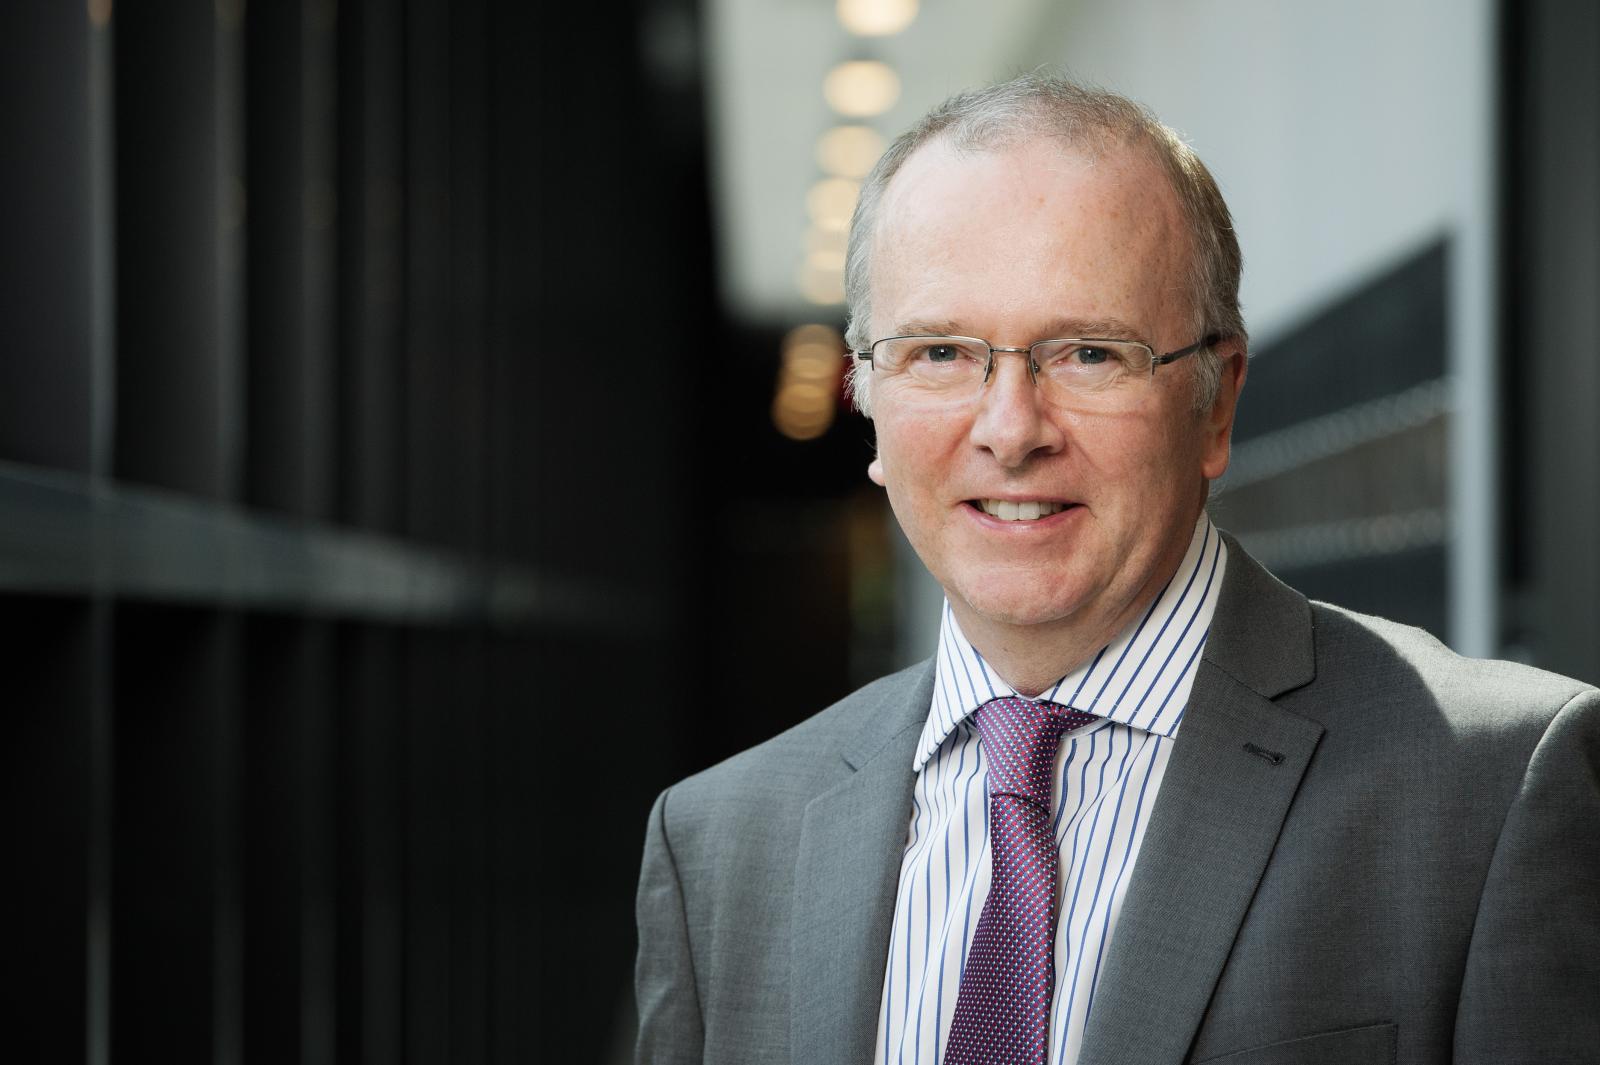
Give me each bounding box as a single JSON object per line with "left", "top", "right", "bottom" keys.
{"left": 1455, "top": 686, "right": 1600, "bottom": 1061}
{"left": 635, "top": 786, "right": 705, "bottom": 1065}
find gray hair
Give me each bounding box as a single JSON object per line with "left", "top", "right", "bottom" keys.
{"left": 844, "top": 71, "right": 1246, "bottom": 416}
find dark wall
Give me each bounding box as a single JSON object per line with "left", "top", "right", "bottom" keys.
{"left": 1501, "top": 0, "right": 1600, "bottom": 681}
{"left": 0, "top": 0, "right": 864, "bottom": 1062}
{"left": 1214, "top": 242, "right": 1451, "bottom": 640}
{"left": 3, "top": 0, "right": 879, "bottom": 1059}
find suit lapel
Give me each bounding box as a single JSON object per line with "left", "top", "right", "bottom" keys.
{"left": 791, "top": 662, "right": 933, "bottom": 1065}
{"left": 1079, "top": 539, "right": 1324, "bottom": 1065}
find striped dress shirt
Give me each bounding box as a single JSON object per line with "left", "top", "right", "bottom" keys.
{"left": 872, "top": 513, "right": 1228, "bottom": 1065}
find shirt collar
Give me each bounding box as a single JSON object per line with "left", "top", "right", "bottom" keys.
{"left": 913, "top": 511, "right": 1228, "bottom": 772}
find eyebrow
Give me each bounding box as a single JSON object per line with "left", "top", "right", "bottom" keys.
{"left": 888, "top": 316, "right": 1150, "bottom": 342}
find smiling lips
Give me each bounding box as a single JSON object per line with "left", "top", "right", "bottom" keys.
{"left": 973, "top": 499, "right": 1072, "bottom": 521}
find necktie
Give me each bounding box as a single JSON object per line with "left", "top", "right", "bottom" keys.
{"left": 944, "top": 696, "right": 1098, "bottom": 1065}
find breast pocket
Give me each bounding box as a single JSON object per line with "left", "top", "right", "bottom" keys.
{"left": 1190, "top": 1022, "right": 1396, "bottom": 1065}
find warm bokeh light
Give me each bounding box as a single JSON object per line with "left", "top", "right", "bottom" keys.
{"left": 836, "top": 0, "right": 919, "bottom": 36}
{"left": 785, "top": 323, "right": 841, "bottom": 347}
{"left": 806, "top": 224, "right": 849, "bottom": 258}
{"left": 823, "top": 60, "right": 901, "bottom": 118}
{"left": 785, "top": 347, "right": 840, "bottom": 382}
{"left": 89, "top": 0, "right": 113, "bottom": 27}
{"left": 806, "top": 247, "right": 847, "bottom": 274}
{"left": 806, "top": 177, "right": 860, "bottom": 231}
{"left": 796, "top": 260, "right": 846, "bottom": 305}
{"left": 772, "top": 395, "right": 831, "bottom": 440}
{"left": 773, "top": 325, "right": 846, "bottom": 439}
{"left": 778, "top": 381, "right": 833, "bottom": 414}
{"left": 817, "top": 125, "right": 886, "bottom": 179}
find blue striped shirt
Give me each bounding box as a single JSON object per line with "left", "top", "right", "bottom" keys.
{"left": 872, "top": 513, "right": 1228, "bottom": 1065}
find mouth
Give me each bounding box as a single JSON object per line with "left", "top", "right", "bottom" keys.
{"left": 967, "top": 499, "right": 1074, "bottom": 522}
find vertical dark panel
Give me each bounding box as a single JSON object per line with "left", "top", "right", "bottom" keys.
{"left": 6, "top": 598, "right": 92, "bottom": 1059}
{"left": 487, "top": 631, "right": 539, "bottom": 1064}
{"left": 405, "top": 0, "right": 487, "bottom": 554}
{"left": 302, "top": 0, "right": 341, "bottom": 522}
{"left": 403, "top": 628, "right": 453, "bottom": 1063}
{"left": 489, "top": 0, "right": 721, "bottom": 1056}
{"left": 240, "top": 618, "right": 336, "bottom": 1065}
{"left": 335, "top": 625, "right": 405, "bottom": 1065}
{"left": 449, "top": 633, "right": 491, "bottom": 1065}
{"left": 0, "top": 6, "right": 94, "bottom": 471}
{"left": 246, "top": 0, "right": 340, "bottom": 519}
{"left": 1504, "top": 0, "right": 1600, "bottom": 681}
{"left": 0, "top": 6, "right": 100, "bottom": 1049}
{"left": 112, "top": 606, "right": 236, "bottom": 1065}
{"left": 244, "top": 1, "right": 307, "bottom": 514}
{"left": 114, "top": 3, "right": 229, "bottom": 497}
{"left": 397, "top": 629, "right": 488, "bottom": 1065}
{"left": 338, "top": 0, "right": 407, "bottom": 536}
{"left": 240, "top": 615, "right": 302, "bottom": 1064}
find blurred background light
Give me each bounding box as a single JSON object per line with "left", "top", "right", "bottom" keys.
{"left": 816, "top": 124, "right": 887, "bottom": 179}
{"left": 806, "top": 247, "right": 846, "bottom": 274}
{"left": 823, "top": 60, "right": 900, "bottom": 118}
{"left": 806, "top": 224, "right": 849, "bottom": 257}
{"left": 806, "top": 177, "right": 859, "bottom": 231}
{"left": 786, "top": 323, "right": 840, "bottom": 347}
{"left": 773, "top": 325, "right": 846, "bottom": 439}
{"left": 796, "top": 259, "right": 847, "bottom": 305}
{"left": 837, "top": 0, "right": 920, "bottom": 37}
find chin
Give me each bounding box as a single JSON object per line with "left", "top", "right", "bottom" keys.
{"left": 954, "top": 574, "right": 1092, "bottom": 630}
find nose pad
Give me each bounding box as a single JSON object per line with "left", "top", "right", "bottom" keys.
{"left": 981, "top": 348, "right": 1040, "bottom": 388}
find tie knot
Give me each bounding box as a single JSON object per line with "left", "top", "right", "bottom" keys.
{"left": 973, "top": 697, "right": 1098, "bottom": 806}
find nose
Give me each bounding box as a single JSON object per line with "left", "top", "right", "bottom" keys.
{"left": 968, "top": 348, "right": 1065, "bottom": 468}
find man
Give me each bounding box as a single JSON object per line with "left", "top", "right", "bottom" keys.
{"left": 635, "top": 73, "right": 1599, "bottom": 1065}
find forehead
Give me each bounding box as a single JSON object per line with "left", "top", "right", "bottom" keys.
{"left": 870, "top": 136, "right": 1192, "bottom": 340}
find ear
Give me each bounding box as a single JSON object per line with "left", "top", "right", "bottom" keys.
{"left": 867, "top": 456, "right": 886, "bottom": 486}
{"left": 1200, "top": 345, "right": 1248, "bottom": 481}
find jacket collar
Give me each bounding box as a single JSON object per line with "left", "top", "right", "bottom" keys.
{"left": 1077, "top": 535, "right": 1323, "bottom": 1063}
{"left": 790, "top": 658, "right": 934, "bottom": 1065}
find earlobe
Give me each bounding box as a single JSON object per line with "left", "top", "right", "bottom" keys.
{"left": 868, "top": 456, "right": 886, "bottom": 486}
{"left": 1201, "top": 349, "right": 1248, "bottom": 480}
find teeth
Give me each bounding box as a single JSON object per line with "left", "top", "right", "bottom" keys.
{"left": 978, "top": 500, "right": 1064, "bottom": 521}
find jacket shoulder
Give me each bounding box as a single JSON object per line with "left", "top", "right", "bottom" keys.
{"left": 1303, "top": 599, "right": 1595, "bottom": 736}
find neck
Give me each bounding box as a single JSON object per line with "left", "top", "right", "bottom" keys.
{"left": 952, "top": 603, "right": 1146, "bottom": 698}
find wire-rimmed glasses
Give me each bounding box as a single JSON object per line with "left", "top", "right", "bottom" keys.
{"left": 851, "top": 333, "right": 1218, "bottom": 410}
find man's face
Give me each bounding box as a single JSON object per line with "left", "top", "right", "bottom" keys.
{"left": 865, "top": 136, "right": 1244, "bottom": 646}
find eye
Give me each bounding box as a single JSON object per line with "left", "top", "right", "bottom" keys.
{"left": 879, "top": 337, "right": 984, "bottom": 381}
{"left": 1033, "top": 340, "right": 1138, "bottom": 388}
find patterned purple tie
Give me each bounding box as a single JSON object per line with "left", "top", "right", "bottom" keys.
{"left": 944, "top": 696, "right": 1098, "bottom": 1065}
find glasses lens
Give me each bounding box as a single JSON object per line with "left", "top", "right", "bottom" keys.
{"left": 875, "top": 336, "right": 988, "bottom": 394}
{"left": 1032, "top": 339, "right": 1151, "bottom": 407}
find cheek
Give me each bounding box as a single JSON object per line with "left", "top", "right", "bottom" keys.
{"left": 875, "top": 409, "right": 961, "bottom": 485}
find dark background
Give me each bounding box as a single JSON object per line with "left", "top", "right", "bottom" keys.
{"left": 3, "top": 1, "right": 1596, "bottom": 1062}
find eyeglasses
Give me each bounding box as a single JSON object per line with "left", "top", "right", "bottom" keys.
{"left": 851, "top": 333, "right": 1218, "bottom": 410}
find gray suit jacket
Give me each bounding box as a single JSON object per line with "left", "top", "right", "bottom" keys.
{"left": 635, "top": 542, "right": 1600, "bottom": 1064}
